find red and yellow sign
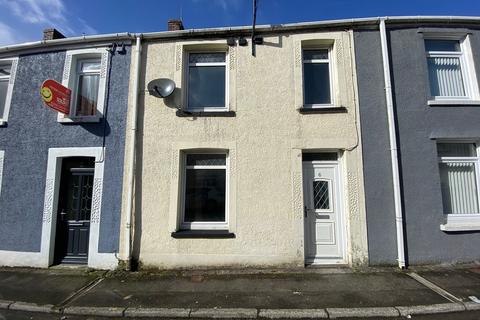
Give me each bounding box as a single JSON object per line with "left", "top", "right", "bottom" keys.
{"left": 40, "top": 79, "right": 71, "bottom": 114}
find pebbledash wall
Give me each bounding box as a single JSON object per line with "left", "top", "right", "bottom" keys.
{"left": 356, "top": 23, "right": 480, "bottom": 265}
{"left": 0, "top": 44, "right": 131, "bottom": 269}
{"left": 119, "top": 28, "right": 369, "bottom": 269}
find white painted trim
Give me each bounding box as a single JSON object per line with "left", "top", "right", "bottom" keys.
{"left": 0, "top": 147, "right": 117, "bottom": 269}
{"left": 0, "top": 57, "right": 18, "bottom": 125}
{"left": 58, "top": 48, "right": 109, "bottom": 123}
{"left": 0, "top": 150, "right": 4, "bottom": 196}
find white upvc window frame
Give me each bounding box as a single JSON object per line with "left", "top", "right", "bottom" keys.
{"left": 437, "top": 140, "right": 480, "bottom": 231}
{"left": 59, "top": 48, "right": 109, "bottom": 123}
{"left": 184, "top": 51, "right": 229, "bottom": 112}
{"left": 425, "top": 35, "right": 480, "bottom": 105}
{"left": 0, "top": 150, "right": 4, "bottom": 196}
{"left": 0, "top": 57, "right": 19, "bottom": 126}
{"left": 179, "top": 151, "right": 230, "bottom": 230}
{"left": 302, "top": 47, "right": 335, "bottom": 108}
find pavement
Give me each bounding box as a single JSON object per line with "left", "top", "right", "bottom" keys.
{"left": 0, "top": 265, "right": 479, "bottom": 319}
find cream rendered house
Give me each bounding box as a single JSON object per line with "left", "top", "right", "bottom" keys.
{"left": 120, "top": 22, "right": 369, "bottom": 269}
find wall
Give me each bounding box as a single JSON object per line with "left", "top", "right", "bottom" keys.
{"left": 356, "top": 25, "right": 480, "bottom": 265}
{"left": 389, "top": 26, "right": 480, "bottom": 264}
{"left": 0, "top": 46, "right": 130, "bottom": 255}
{"left": 125, "top": 30, "right": 369, "bottom": 269}
{"left": 354, "top": 29, "right": 398, "bottom": 265}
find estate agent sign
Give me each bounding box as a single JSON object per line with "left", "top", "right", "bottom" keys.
{"left": 40, "top": 79, "right": 71, "bottom": 114}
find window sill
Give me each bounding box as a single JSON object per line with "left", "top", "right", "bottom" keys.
{"left": 171, "top": 230, "right": 236, "bottom": 239}
{"left": 428, "top": 100, "right": 480, "bottom": 106}
{"left": 298, "top": 107, "right": 347, "bottom": 114}
{"left": 176, "top": 110, "right": 236, "bottom": 117}
{"left": 440, "top": 223, "right": 480, "bottom": 232}
{"left": 57, "top": 116, "right": 102, "bottom": 124}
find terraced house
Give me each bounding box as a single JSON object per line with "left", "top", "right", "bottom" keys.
{"left": 1, "top": 16, "right": 479, "bottom": 271}
{"left": 119, "top": 20, "right": 369, "bottom": 269}
{"left": 0, "top": 29, "right": 131, "bottom": 269}
{"left": 356, "top": 16, "right": 480, "bottom": 266}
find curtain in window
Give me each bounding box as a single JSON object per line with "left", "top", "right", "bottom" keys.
{"left": 439, "top": 162, "right": 479, "bottom": 214}
{"left": 428, "top": 57, "right": 466, "bottom": 97}
{"left": 76, "top": 74, "right": 99, "bottom": 116}
{"left": 0, "top": 80, "right": 8, "bottom": 117}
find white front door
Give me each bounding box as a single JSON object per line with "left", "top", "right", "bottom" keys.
{"left": 303, "top": 161, "right": 346, "bottom": 264}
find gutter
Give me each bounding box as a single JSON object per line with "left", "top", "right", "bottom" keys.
{"left": 379, "top": 18, "right": 406, "bottom": 269}
{"left": 124, "top": 35, "right": 142, "bottom": 271}
{"left": 0, "top": 33, "right": 134, "bottom": 55}
{"left": 1, "top": 16, "right": 480, "bottom": 55}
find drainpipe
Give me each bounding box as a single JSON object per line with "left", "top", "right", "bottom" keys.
{"left": 379, "top": 18, "right": 406, "bottom": 269}
{"left": 124, "top": 35, "right": 142, "bottom": 271}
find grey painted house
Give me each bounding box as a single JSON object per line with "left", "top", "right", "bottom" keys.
{"left": 356, "top": 18, "right": 480, "bottom": 265}
{"left": 0, "top": 31, "right": 131, "bottom": 269}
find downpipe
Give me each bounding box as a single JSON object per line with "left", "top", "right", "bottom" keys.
{"left": 124, "top": 35, "right": 142, "bottom": 271}
{"left": 379, "top": 19, "right": 406, "bottom": 269}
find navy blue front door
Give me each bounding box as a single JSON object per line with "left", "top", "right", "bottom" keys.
{"left": 54, "top": 157, "right": 95, "bottom": 265}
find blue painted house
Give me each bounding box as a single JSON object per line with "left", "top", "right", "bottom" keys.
{"left": 0, "top": 29, "right": 132, "bottom": 269}
{"left": 355, "top": 17, "right": 480, "bottom": 266}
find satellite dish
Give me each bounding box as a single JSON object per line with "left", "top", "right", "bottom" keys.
{"left": 147, "top": 78, "right": 176, "bottom": 98}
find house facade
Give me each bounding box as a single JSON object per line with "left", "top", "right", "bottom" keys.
{"left": 356, "top": 18, "right": 480, "bottom": 265}
{"left": 0, "top": 31, "right": 131, "bottom": 269}
{"left": 120, "top": 25, "right": 369, "bottom": 269}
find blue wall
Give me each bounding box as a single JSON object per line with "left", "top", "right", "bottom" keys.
{"left": 0, "top": 46, "right": 130, "bottom": 254}
{"left": 356, "top": 25, "right": 480, "bottom": 265}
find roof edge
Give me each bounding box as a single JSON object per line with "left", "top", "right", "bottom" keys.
{"left": 1, "top": 16, "right": 480, "bottom": 54}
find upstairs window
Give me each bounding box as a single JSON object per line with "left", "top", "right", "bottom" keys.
{"left": 0, "top": 58, "right": 18, "bottom": 124}
{"left": 303, "top": 49, "right": 333, "bottom": 107}
{"left": 425, "top": 38, "right": 479, "bottom": 102}
{"left": 438, "top": 143, "right": 480, "bottom": 215}
{"left": 60, "top": 48, "right": 108, "bottom": 123}
{"left": 186, "top": 52, "right": 227, "bottom": 112}
{"left": 74, "top": 58, "right": 101, "bottom": 117}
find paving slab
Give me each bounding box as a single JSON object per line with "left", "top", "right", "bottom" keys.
{"left": 0, "top": 268, "right": 102, "bottom": 306}
{"left": 70, "top": 272, "right": 448, "bottom": 309}
{"left": 417, "top": 269, "right": 480, "bottom": 302}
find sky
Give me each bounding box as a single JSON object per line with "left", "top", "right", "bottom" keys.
{"left": 0, "top": 0, "right": 479, "bottom": 46}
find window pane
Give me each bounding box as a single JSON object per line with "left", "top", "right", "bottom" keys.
{"left": 188, "top": 66, "right": 225, "bottom": 109}
{"left": 0, "top": 63, "right": 11, "bottom": 76}
{"left": 437, "top": 143, "right": 476, "bottom": 157}
{"left": 303, "top": 49, "right": 328, "bottom": 60}
{"left": 187, "top": 154, "right": 226, "bottom": 166}
{"left": 313, "top": 180, "right": 330, "bottom": 210}
{"left": 428, "top": 57, "right": 466, "bottom": 97}
{"left": 80, "top": 60, "right": 101, "bottom": 72}
{"left": 0, "top": 80, "right": 8, "bottom": 117}
{"left": 440, "top": 162, "right": 479, "bottom": 214}
{"left": 304, "top": 63, "right": 331, "bottom": 105}
{"left": 425, "top": 40, "right": 460, "bottom": 52}
{"left": 189, "top": 53, "right": 226, "bottom": 63}
{"left": 76, "top": 74, "right": 99, "bottom": 116}
{"left": 184, "top": 168, "right": 226, "bottom": 222}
